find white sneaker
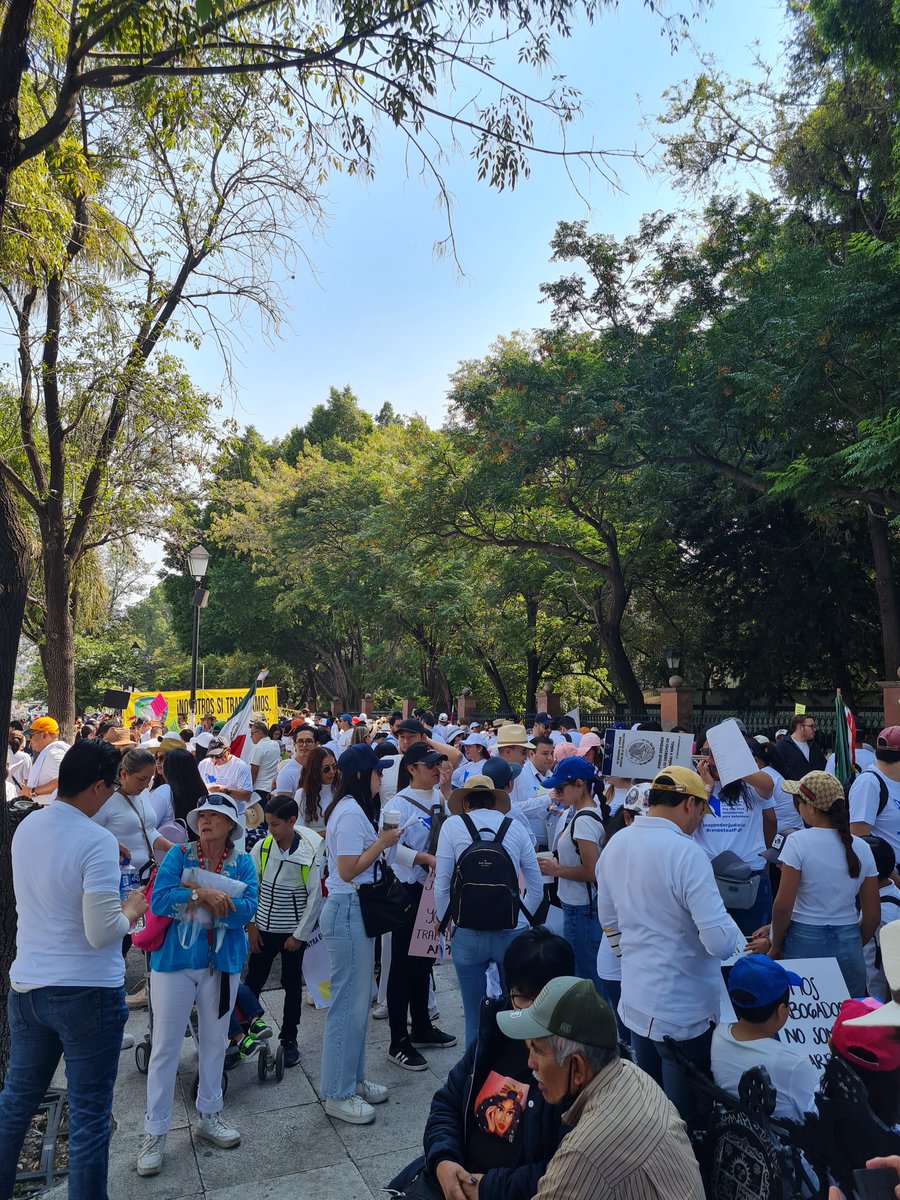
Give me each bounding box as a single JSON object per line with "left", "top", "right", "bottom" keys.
{"left": 136, "top": 1133, "right": 166, "bottom": 1176}
{"left": 324, "top": 1095, "right": 375, "bottom": 1125}
{"left": 371, "top": 1001, "right": 389, "bottom": 1019}
{"left": 356, "top": 1079, "right": 389, "bottom": 1105}
{"left": 197, "top": 1113, "right": 240, "bottom": 1148}
{"left": 121, "top": 1032, "right": 135, "bottom": 1050}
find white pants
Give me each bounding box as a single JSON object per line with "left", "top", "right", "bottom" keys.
{"left": 145, "top": 968, "right": 238, "bottom": 1135}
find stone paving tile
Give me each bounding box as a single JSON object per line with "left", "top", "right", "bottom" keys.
{"left": 354, "top": 1144, "right": 425, "bottom": 1198}
{"left": 204, "top": 1160, "right": 375, "bottom": 1200}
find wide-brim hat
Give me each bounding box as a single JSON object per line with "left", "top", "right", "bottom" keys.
{"left": 106, "top": 727, "right": 133, "bottom": 747}
{"left": 187, "top": 795, "right": 243, "bottom": 834}
{"left": 157, "top": 734, "right": 184, "bottom": 755}
{"left": 494, "top": 723, "right": 535, "bottom": 749}
{"left": 243, "top": 801, "right": 265, "bottom": 829}
{"left": 447, "top": 774, "right": 511, "bottom": 816}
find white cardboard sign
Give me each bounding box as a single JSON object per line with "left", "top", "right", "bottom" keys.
{"left": 719, "top": 956, "right": 850, "bottom": 1074}
{"left": 602, "top": 729, "right": 695, "bottom": 781}
{"left": 705, "top": 718, "right": 759, "bottom": 787}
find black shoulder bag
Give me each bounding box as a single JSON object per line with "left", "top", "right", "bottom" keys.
{"left": 357, "top": 857, "right": 415, "bottom": 938}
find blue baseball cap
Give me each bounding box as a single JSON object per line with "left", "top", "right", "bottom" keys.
{"left": 481, "top": 757, "right": 522, "bottom": 789}
{"left": 542, "top": 756, "right": 597, "bottom": 790}
{"left": 337, "top": 744, "right": 385, "bottom": 777}
{"left": 727, "top": 954, "right": 802, "bottom": 1008}
{"left": 533, "top": 713, "right": 552, "bottom": 726}
{"left": 339, "top": 712, "right": 352, "bottom": 722}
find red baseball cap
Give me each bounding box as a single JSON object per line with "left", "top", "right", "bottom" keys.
{"left": 831, "top": 998, "right": 900, "bottom": 1072}
{"left": 877, "top": 726, "right": 900, "bottom": 750}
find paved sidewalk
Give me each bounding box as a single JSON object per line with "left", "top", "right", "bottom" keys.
{"left": 45, "top": 955, "right": 463, "bottom": 1200}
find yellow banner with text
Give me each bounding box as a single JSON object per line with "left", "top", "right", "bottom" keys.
{"left": 123, "top": 686, "right": 279, "bottom": 730}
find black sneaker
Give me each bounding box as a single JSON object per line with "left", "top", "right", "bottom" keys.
{"left": 387, "top": 1038, "right": 429, "bottom": 1071}
{"left": 410, "top": 1026, "right": 457, "bottom": 1049}
{"left": 282, "top": 1040, "right": 300, "bottom": 1068}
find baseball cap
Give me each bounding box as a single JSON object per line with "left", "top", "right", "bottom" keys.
{"left": 650, "top": 766, "right": 714, "bottom": 815}
{"left": 781, "top": 770, "right": 845, "bottom": 811}
{"left": 622, "top": 783, "right": 652, "bottom": 815}
{"left": 205, "top": 738, "right": 228, "bottom": 758}
{"left": 402, "top": 743, "right": 447, "bottom": 768}
{"left": 877, "top": 726, "right": 900, "bottom": 750}
{"left": 542, "top": 756, "right": 597, "bottom": 790}
{"left": 468, "top": 722, "right": 482, "bottom": 731}
{"left": 249, "top": 717, "right": 269, "bottom": 732}
{"left": 759, "top": 830, "right": 794, "bottom": 864}
{"left": 533, "top": 713, "right": 552, "bottom": 727}
{"left": 396, "top": 718, "right": 428, "bottom": 736}
{"left": 775, "top": 728, "right": 788, "bottom": 738}
{"left": 832, "top": 999, "right": 900, "bottom": 1072}
{"left": 337, "top": 743, "right": 386, "bottom": 776}
{"left": 438, "top": 713, "right": 449, "bottom": 723}
{"left": 25, "top": 716, "right": 59, "bottom": 736}
{"left": 339, "top": 712, "right": 352, "bottom": 722}
{"left": 481, "top": 757, "right": 522, "bottom": 789}
{"left": 497, "top": 977, "right": 617, "bottom": 1048}
{"left": 726, "top": 954, "right": 802, "bottom": 1008}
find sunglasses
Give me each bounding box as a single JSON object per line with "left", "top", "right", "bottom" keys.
{"left": 202, "top": 795, "right": 238, "bottom": 814}
{"left": 322, "top": 763, "right": 336, "bottom": 773}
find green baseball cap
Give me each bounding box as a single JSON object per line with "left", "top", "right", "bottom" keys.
{"left": 496, "top": 976, "right": 617, "bottom": 1048}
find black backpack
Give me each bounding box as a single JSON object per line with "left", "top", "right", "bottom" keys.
{"left": 862, "top": 769, "right": 892, "bottom": 818}
{"left": 440, "top": 813, "right": 534, "bottom": 933}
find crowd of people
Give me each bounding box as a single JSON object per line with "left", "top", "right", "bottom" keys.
{"left": 3, "top": 703, "right": 900, "bottom": 1199}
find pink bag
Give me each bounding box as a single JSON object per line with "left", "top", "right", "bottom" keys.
{"left": 132, "top": 846, "right": 186, "bottom": 953}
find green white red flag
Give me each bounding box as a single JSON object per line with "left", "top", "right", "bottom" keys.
{"left": 220, "top": 669, "right": 268, "bottom": 760}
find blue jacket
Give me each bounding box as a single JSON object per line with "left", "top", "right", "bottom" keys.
{"left": 149, "top": 842, "right": 257, "bottom": 975}
{"left": 388, "top": 998, "right": 564, "bottom": 1200}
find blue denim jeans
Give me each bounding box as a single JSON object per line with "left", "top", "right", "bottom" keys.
{"left": 319, "top": 892, "right": 375, "bottom": 1101}
{"left": 784, "top": 920, "right": 867, "bottom": 997}
{"left": 0, "top": 985, "right": 127, "bottom": 1200}
{"left": 597, "top": 977, "right": 630, "bottom": 1046}
{"left": 451, "top": 926, "right": 521, "bottom": 1048}
{"left": 726, "top": 870, "right": 773, "bottom": 936}
{"left": 630, "top": 1023, "right": 713, "bottom": 1132}
{"left": 562, "top": 900, "right": 602, "bottom": 988}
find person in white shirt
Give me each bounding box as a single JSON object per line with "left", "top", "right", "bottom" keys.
{"left": 93, "top": 747, "right": 173, "bottom": 874}
{"left": 0, "top": 738, "right": 147, "bottom": 1200}
{"left": 272, "top": 726, "right": 315, "bottom": 797}
{"left": 6, "top": 730, "right": 30, "bottom": 798}
{"left": 21, "top": 716, "right": 71, "bottom": 804}
{"left": 450, "top": 732, "right": 491, "bottom": 788}
{"left": 381, "top": 744, "right": 456, "bottom": 1070}
{"left": 515, "top": 734, "right": 556, "bottom": 848}
{"left": 201, "top": 739, "right": 253, "bottom": 810}
{"left": 320, "top": 745, "right": 401, "bottom": 1126}
{"left": 294, "top": 746, "right": 338, "bottom": 833}
{"left": 849, "top": 725, "right": 900, "bottom": 860}
{"left": 595, "top": 765, "right": 750, "bottom": 1127}
{"left": 712, "top": 955, "right": 819, "bottom": 1123}
{"left": 435, "top": 774, "right": 543, "bottom": 1049}
{"left": 336, "top": 715, "right": 354, "bottom": 750}
{"left": 772, "top": 770, "right": 879, "bottom": 997}
{"left": 247, "top": 718, "right": 281, "bottom": 798}
{"left": 538, "top": 756, "right": 605, "bottom": 987}
{"left": 377, "top": 719, "right": 462, "bottom": 807}
{"left": 861, "top": 835, "right": 900, "bottom": 1001}
{"left": 494, "top": 723, "right": 552, "bottom": 846}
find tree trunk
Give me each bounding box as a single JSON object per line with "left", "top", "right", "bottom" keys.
{"left": 595, "top": 558, "right": 645, "bottom": 714}
{"left": 0, "top": 0, "right": 36, "bottom": 245}
{"left": 867, "top": 505, "right": 900, "bottom": 681}
{"left": 0, "top": 473, "right": 30, "bottom": 1086}
{"left": 524, "top": 596, "right": 539, "bottom": 717}
{"left": 478, "top": 655, "right": 514, "bottom": 713}
{"left": 39, "top": 539, "right": 76, "bottom": 740}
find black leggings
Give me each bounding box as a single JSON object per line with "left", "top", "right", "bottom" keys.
{"left": 245, "top": 932, "right": 305, "bottom": 1044}
{"left": 387, "top": 881, "right": 432, "bottom": 1045}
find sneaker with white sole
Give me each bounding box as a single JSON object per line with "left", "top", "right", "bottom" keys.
{"left": 387, "top": 1038, "right": 429, "bottom": 1071}
{"left": 356, "top": 1079, "right": 389, "bottom": 1105}
{"left": 136, "top": 1133, "right": 166, "bottom": 1176}
{"left": 371, "top": 1001, "right": 389, "bottom": 1019}
{"left": 410, "top": 1026, "right": 457, "bottom": 1049}
{"left": 121, "top": 1032, "right": 135, "bottom": 1050}
{"left": 197, "top": 1113, "right": 241, "bottom": 1148}
{"left": 324, "top": 1094, "right": 375, "bottom": 1125}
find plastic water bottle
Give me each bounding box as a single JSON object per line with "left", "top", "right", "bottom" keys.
{"left": 120, "top": 859, "right": 144, "bottom": 931}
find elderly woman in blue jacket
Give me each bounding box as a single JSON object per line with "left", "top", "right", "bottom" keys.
{"left": 136, "top": 794, "right": 258, "bottom": 1179}
{"left": 387, "top": 928, "right": 574, "bottom": 1200}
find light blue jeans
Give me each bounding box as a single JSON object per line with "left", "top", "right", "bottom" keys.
{"left": 784, "top": 920, "right": 867, "bottom": 998}
{"left": 319, "top": 892, "right": 375, "bottom": 1100}
{"left": 451, "top": 926, "right": 521, "bottom": 1048}
{"left": 562, "top": 899, "right": 602, "bottom": 988}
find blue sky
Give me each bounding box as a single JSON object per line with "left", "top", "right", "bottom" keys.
{"left": 187, "top": 1, "right": 790, "bottom": 435}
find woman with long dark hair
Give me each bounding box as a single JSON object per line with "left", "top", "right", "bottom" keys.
{"left": 319, "top": 744, "right": 401, "bottom": 1125}
{"left": 295, "top": 746, "right": 338, "bottom": 832}
{"left": 158, "top": 749, "right": 208, "bottom": 825}
{"left": 770, "top": 771, "right": 880, "bottom": 996}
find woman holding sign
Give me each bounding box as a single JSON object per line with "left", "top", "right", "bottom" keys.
{"left": 769, "top": 770, "right": 879, "bottom": 997}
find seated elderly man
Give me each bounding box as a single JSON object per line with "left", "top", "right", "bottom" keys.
{"left": 497, "top": 977, "right": 704, "bottom": 1200}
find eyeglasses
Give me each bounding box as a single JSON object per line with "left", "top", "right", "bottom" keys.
{"left": 508, "top": 989, "right": 534, "bottom": 1010}
{"left": 295, "top": 738, "right": 314, "bottom": 747}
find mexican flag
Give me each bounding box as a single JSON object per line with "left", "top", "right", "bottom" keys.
{"left": 833, "top": 689, "right": 856, "bottom": 788}
{"left": 219, "top": 669, "right": 268, "bottom": 761}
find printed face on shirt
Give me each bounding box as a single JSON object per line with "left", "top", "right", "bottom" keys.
{"left": 473, "top": 1072, "right": 529, "bottom": 1142}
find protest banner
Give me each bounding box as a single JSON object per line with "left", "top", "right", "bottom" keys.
{"left": 705, "top": 718, "right": 759, "bottom": 787}
{"left": 601, "top": 729, "right": 694, "bottom": 780}
{"left": 720, "top": 957, "right": 849, "bottom": 1074}
{"left": 410, "top": 871, "right": 440, "bottom": 959}
{"left": 123, "top": 685, "right": 279, "bottom": 729}
{"left": 301, "top": 926, "right": 332, "bottom": 1009}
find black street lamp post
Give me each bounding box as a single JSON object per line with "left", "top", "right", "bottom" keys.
{"left": 187, "top": 544, "right": 210, "bottom": 728}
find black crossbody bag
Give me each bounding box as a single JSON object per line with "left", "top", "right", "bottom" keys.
{"left": 357, "top": 856, "right": 415, "bottom": 938}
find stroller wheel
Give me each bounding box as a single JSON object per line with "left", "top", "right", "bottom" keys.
{"left": 257, "top": 1044, "right": 271, "bottom": 1083}
{"left": 135, "top": 1038, "right": 151, "bottom": 1074}
{"left": 274, "top": 1043, "right": 285, "bottom": 1083}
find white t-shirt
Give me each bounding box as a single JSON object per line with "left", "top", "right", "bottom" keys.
{"left": 324, "top": 795, "right": 384, "bottom": 895}
{"left": 849, "top": 767, "right": 900, "bottom": 857}
{"left": 765, "top": 765, "right": 801, "bottom": 834}
{"left": 554, "top": 804, "right": 605, "bottom": 907}
{"left": 826, "top": 747, "right": 876, "bottom": 775}
{"left": 779, "top": 826, "right": 876, "bottom": 925}
{"left": 711, "top": 1025, "right": 820, "bottom": 1123}
{"left": 204, "top": 754, "right": 253, "bottom": 802}
{"left": 11, "top": 801, "right": 126, "bottom": 988}
{"left": 274, "top": 757, "right": 303, "bottom": 795}
{"left": 294, "top": 783, "right": 331, "bottom": 833}
{"left": 595, "top": 815, "right": 744, "bottom": 1041}
{"left": 864, "top": 881, "right": 900, "bottom": 1000}
{"left": 27, "top": 739, "right": 70, "bottom": 804}
{"left": 92, "top": 789, "right": 163, "bottom": 872}
{"left": 386, "top": 786, "right": 448, "bottom": 885}
{"left": 694, "top": 783, "right": 775, "bottom": 870}
{"left": 147, "top": 783, "right": 174, "bottom": 828}
{"left": 249, "top": 738, "right": 281, "bottom": 791}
